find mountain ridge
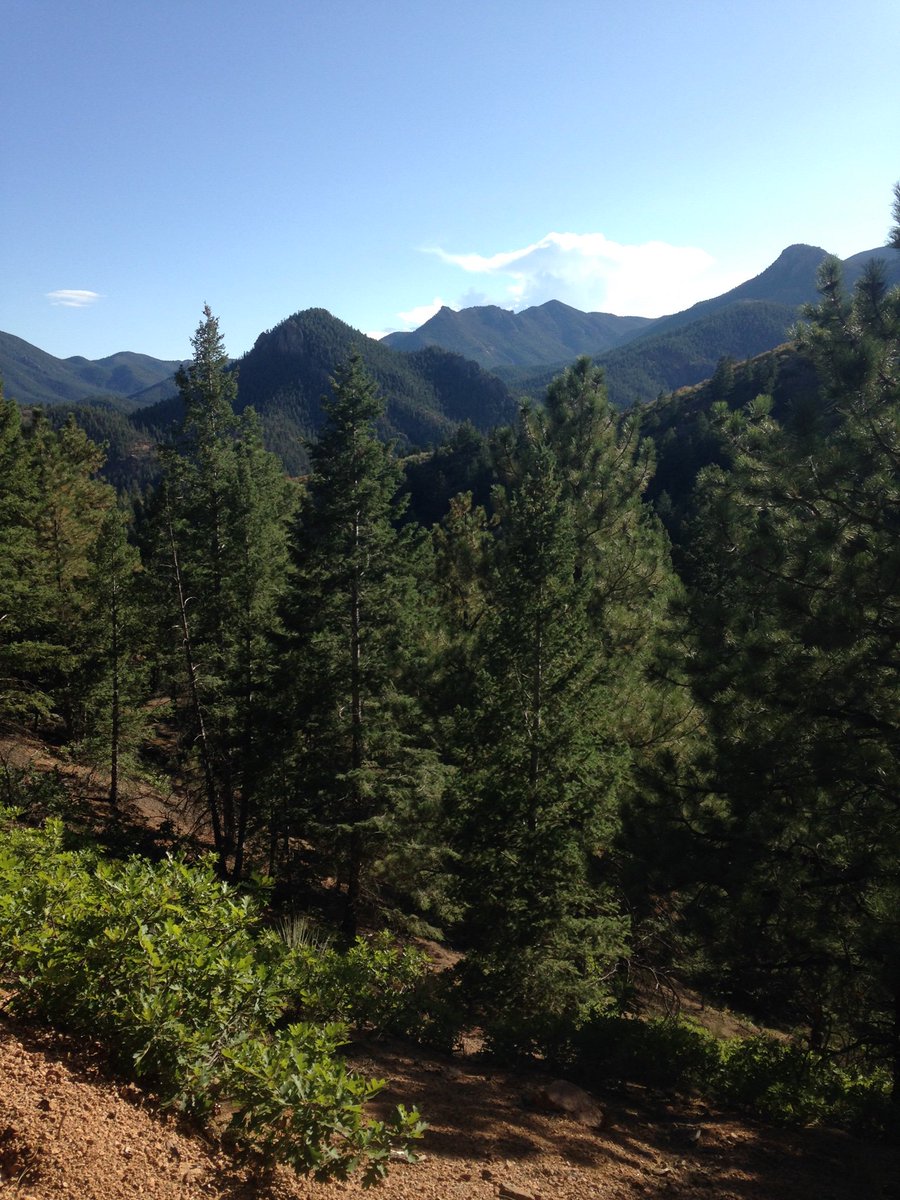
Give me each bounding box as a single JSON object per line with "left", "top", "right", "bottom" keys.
{"left": 383, "top": 298, "right": 652, "bottom": 367}
{"left": 131, "top": 308, "right": 517, "bottom": 474}
{"left": 0, "top": 330, "right": 182, "bottom": 409}
{"left": 3, "top": 242, "right": 898, "bottom": 423}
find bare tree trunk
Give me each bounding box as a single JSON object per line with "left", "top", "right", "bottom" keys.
{"left": 344, "top": 519, "right": 364, "bottom": 941}
{"left": 166, "top": 501, "right": 226, "bottom": 874}
{"left": 108, "top": 579, "right": 120, "bottom": 808}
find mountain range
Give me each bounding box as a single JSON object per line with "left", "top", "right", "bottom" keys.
{"left": 385, "top": 243, "right": 900, "bottom": 406}
{"left": 3, "top": 241, "right": 899, "bottom": 460}
{"left": 0, "top": 330, "right": 183, "bottom": 410}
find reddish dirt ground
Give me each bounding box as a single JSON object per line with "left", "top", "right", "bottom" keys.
{"left": 1, "top": 1013, "right": 897, "bottom": 1200}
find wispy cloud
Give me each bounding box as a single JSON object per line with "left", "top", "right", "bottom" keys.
{"left": 424, "top": 232, "right": 742, "bottom": 319}
{"left": 47, "top": 289, "right": 102, "bottom": 308}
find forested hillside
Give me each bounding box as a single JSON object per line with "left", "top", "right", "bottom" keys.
{"left": 412, "top": 243, "right": 900, "bottom": 407}
{"left": 0, "top": 330, "right": 182, "bottom": 408}
{"left": 1, "top": 197, "right": 899, "bottom": 1184}
{"left": 132, "top": 308, "right": 516, "bottom": 474}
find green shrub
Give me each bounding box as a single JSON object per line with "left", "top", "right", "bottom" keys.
{"left": 471, "top": 991, "right": 893, "bottom": 1138}
{"left": 714, "top": 1036, "right": 822, "bottom": 1123}
{"left": 0, "top": 809, "right": 424, "bottom": 1181}
{"left": 223, "top": 1024, "right": 424, "bottom": 1183}
{"left": 553, "top": 1014, "right": 720, "bottom": 1092}
{"left": 288, "top": 931, "right": 430, "bottom": 1037}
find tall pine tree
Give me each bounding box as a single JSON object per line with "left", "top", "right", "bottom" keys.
{"left": 449, "top": 402, "right": 629, "bottom": 1031}
{"left": 157, "top": 307, "right": 293, "bottom": 876}
{"left": 279, "top": 353, "right": 432, "bottom": 937}
{"left": 679, "top": 236, "right": 900, "bottom": 1092}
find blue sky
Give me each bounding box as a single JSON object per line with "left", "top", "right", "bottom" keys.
{"left": 3, "top": 0, "right": 898, "bottom": 361}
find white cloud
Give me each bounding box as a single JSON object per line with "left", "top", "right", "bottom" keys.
{"left": 372, "top": 295, "right": 453, "bottom": 340}
{"left": 425, "top": 232, "right": 742, "bottom": 319}
{"left": 396, "top": 296, "right": 447, "bottom": 328}
{"left": 47, "top": 289, "right": 102, "bottom": 308}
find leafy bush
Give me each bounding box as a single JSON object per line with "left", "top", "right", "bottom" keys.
{"left": 0, "top": 810, "right": 424, "bottom": 1181}
{"left": 532, "top": 1013, "right": 719, "bottom": 1092}
{"left": 288, "top": 931, "right": 430, "bottom": 1037}
{"left": 715, "top": 1036, "right": 823, "bottom": 1123}
{"left": 223, "top": 1024, "right": 423, "bottom": 1183}
{"left": 474, "top": 996, "right": 893, "bottom": 1136}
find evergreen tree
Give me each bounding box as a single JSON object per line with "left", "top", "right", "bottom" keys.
{"left": 224, "top": 409, "right": 295, "bottom": 879}
{"left": 280, "top": 353, "right": 433, "bottom": 937}
{"left": 157, "top": 308, "right": 293, "bottom": 877}
{"left": 538, "top": 361, "right": 698, "bottom": 984}
{"left": 450, "top": 404, "right": 629, "bottom": 1030}
{"left": 0, "top": 386, "right": 43, "bottom": 724}
{"left": 2, "top": 411, "right": 114, "bottom": 737}
{"left": 541, "top": 359, "right": 690, "bottom": 759}
{"left": 80, "top": 506, "right": 147, "bottom": 807}
{"left": 679, "top": 243, "right": 900, "bottom": 1091}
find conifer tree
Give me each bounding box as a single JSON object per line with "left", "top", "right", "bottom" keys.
{"left": 280, "top": 353, "right": 432, "bottom": 937}
{"left": 541, "top": 358, "right": 690, "bottom": 759}
{"left": 158, "top": 308, "right": 292, "bottom": 877}
{"left": 680, "top": 238, "right": 900, "bottom": 1091}
{"left": 9, "top": 412, "right": 114, "bottom": 737}
{"left": 450, "top": 405, "right": 629, "bottom": 1030}
{"left": 78, "top": 506, "right": 147, "bottom": 807}
{"left": 0, "top": 386, "right": 42, "bottom": 724}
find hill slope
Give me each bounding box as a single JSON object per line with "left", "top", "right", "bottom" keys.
{"left": 135, "top": 308, "right": 517, "bottom": 474}
{"left": 382, "top": 299, "right": 652, "bottom": 367}
{"left": 2, "top": 1009, "right": 895, "bottom": 1200}
{"left": 399, "top": 244, "right": 900, "bottom": 408}
{"left": 0, "top": 331, "right": 181, "bottom": 408}
{"left": 506, "top": 245, "right": 900, "bottom": 407}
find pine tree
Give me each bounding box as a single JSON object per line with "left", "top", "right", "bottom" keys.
{"left": 157, "top": 307, "right": 293, "bottom": 877}
{"left": 0, "top": 386, "right": 43, "bottom": 724}
{"left": 541, "top": 358, "right": 690, "bottom": 758}
{"left": 680, "top": 240, "right": 900, "bottom": 1091}
{"left": 7, "top": 412, "right": 114, "bottom": 737}
{"left": 222, "top": 409, "right": 295, "bottom": 879}
{"left": 450, "top": 405, "right": 629, "bottom": 1030}
{"left": 80, "top": 506, "right": 147, "bottom": 807}
{"left": 280, "top": 353, "right": 432, "bottom": 937}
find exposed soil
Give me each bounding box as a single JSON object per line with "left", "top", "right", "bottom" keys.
{"left": 1, "top": 1013, "right": 897, "bottom": 1200}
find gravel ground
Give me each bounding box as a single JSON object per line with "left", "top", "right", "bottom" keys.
{"left": 1, "top": 1015, "right": 897, "bottom": 1200}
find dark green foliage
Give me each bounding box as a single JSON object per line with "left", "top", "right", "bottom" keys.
{"left": 44, "top": 401, "right": 159, "bottom": 494}
{"left": 234, "top": 309, "right": 517, "bottom": 469}
{"left": 639, "top": 344, "right": 817, "bottom": 538}
{"left": 154, "top": 308, "right": 295, "bottom": 877}
{"left": 0, "top": 402, "right": 117, "bottom": 734}
{"left": 675, "top": 245, "right": 900, "bottom": 1094}
{"left": 77, "top": 506, "right": 148, "bottom": 805}
{"left": 440, "top": 360, "right": 693, "bottom": 1029}
{"left": 449, "top": 390, "right": 628, "bottom": 1025}
{"left": 279, "top": 354, "right": 438, "bottom": 936}
{"left": 402, "top": 421, "right": 496, "bottom": 529}
{"left": 528, "top": 1012, "right": 892, "bottom": 1132}
{"left": 134, "top": 309, "right": 516, "bottom": 479}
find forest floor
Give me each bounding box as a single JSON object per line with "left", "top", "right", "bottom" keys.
{"left": 1, "top": 734, "right": 898, "bottom": 1199}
